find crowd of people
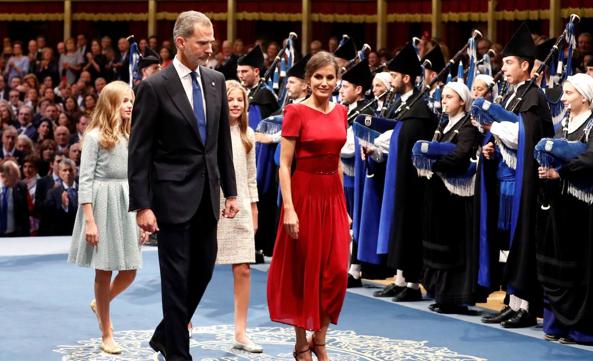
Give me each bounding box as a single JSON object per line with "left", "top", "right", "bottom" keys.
{"left": 2, "top": 10, "right": 593, "bottom": 359}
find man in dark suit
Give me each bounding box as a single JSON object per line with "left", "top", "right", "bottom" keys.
{"left": 0, "top": 160, "right": 29, "bottom": 237}
{"left": 128, "top": 11, "right": 238, "bottom": 361}
{"left": 0, "top": 126, "right": 24, "bottom": 164}
{"left": 45, "top": 158, "right": 77, "bottom": 235}
{"left": 35, "top": 151, "right": 65, "bottom": 236}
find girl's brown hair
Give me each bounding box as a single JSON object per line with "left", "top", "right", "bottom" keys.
{"left": 225, "top": 80, "right": 253, "bottom": 153}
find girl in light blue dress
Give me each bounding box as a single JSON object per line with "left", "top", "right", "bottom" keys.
{"left": 68, "top": 80, "right": 147, "bottom": 355}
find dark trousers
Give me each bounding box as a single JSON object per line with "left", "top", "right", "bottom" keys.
{"left": 151, "top": 190, "right": 218, "bottom": 361}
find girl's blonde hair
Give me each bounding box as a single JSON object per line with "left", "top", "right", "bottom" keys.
{"left": 85, "top": 80, "right": 134, "bottom": 149}
{"left": 225, "top": 80, "right": 253, "bottom": 153}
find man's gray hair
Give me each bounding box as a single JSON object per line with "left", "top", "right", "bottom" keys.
{"left": 173, "top": 11, "right": 212, "bottom": 40}
{"left": 59, "top": 158, "right": 76, "bottom": 172}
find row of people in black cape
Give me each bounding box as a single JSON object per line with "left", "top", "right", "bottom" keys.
{"left": 337, "top": 23, "right": 593, "bottom": 346}
{"left": 241, "top": 24, "right": 593, "bottom": 344}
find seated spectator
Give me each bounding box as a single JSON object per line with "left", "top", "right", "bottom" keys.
{"left": 22, "top": 155, "right": 40, "bottom": 235}
{"left": 68, "top": 142, "right": 81, "bottom": 169}
{"left": 69, "top": 114, "right": 89, "bottom": 145}
{"left": 94, "top": 77, "right": 107, "bottom": 95}
{"left": 36, "top": 118, "right": 54, "bottom": 143}
{"left": 0, "top": 75, "right": 8, "bottom": 100}
{"left": 54, "top": 125, "right": 70, "bottom": 152}
{"left": 0, "top": 159, "right": 30, "bottom": 237}
{"left": 82, "top": 94, "right": 96, "bottom": 115}
{"left": 160, "top": 46, "right": 173, "bottom": 69}
{"left": 0, "top": 99, "right": 16, "bottom": 129}
{"left": 44, "top": 158, "right": 77, "bottom": 236}
{"left": 57, "top": 112, "right": 74, "bottom": 133}
{"left": 15, "top": 134, "right": 34, "bottom": 157}
{"left": 0, "top": 126, "right": 24, "bottom": 163}
{"left": 36, "top": 139, "right": 57, "bottom": 176}
{"left": 63, "top": 95, "right": 82, "bottom": 122}
{"left": 36, "top": 47, "right": 60, "bottom": 86}
{"left": 16, "top": 105, "right": 37, "bottom": 141}
{"left": 35, "top": 149, "right": 63, "bottom": 235}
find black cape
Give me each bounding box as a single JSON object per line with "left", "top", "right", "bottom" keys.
{"left": 536, "top": 115, "right": 593, "bottom": 327}
{"left": 384, "top": 89, "right": 437, "bottom": 281}
{"left": 422, "top": 114, "right": 486, "bottom": 305}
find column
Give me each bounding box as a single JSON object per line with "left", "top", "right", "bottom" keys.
{"left": 148, "top": 0, "right": 157, "bottom": 37}
{"left": 227, "top": 0, "right": 236, "bottom": 42}
{"left": 549, "top": 0, "right": 561, "bottom": 37}
{"left": 432, "top": 0, "right": 442, "bottom": 40}
{"left": 302, "top": 0, "right": 311, "bottom": 55}
{"left": 64, "top": 0, "right": 72, "bottom": 41}
{"left": 488, "top": 0, "right": 497, "bottom": 42}
{"left": 377, "top": 0, "right": 387, "bottom": 50}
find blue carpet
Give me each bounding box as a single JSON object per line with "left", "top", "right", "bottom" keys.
{"left": 1, "top": 250, "right": 593, "bottom": 360}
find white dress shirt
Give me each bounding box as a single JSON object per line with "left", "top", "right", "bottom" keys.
{"left": 568, "top": 110, "right": 592, "bottom": 135}
{"left": 443, "top": 112, "right": 466, "bottom": 135}
{"left": 173, "top": 56, "right": 207, "bottom": 121}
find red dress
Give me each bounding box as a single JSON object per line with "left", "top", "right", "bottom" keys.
{"left": 267, "top": 103, "right": 351, "bottom": 331}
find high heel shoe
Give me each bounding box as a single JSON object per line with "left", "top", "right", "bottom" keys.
{"left": 293, "top": 347, "right": 311, "bottom": 360}
{"left": 310, "top": 342, "right": 327, "bottom": 359}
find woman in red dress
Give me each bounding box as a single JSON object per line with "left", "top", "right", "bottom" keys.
{"left": 267, "top": 51, "right": 351, "bottom": 361}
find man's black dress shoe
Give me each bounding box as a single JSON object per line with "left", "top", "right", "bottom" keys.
{"left": 481, "top": 305, "right": 515, "bottom": 324}
{"left": 392, "top": 287, "right": 422, "bottom": 302}
{"left": 428, "top": 303, "right": 440, "bottom": 311}
{"left": 347, "top": 274, "right": 363, "bottom": 288}
{"left": 435, "top": 304, "right": 472, "bottom": 315}
{"left": 373, "top": 283, "right": 405, "bottom": 297}
{"left": 501, "top": 309, "right": 537, "bottom": 328}
{"left": 149, "top": 338, "right": 167, "bottom": 359}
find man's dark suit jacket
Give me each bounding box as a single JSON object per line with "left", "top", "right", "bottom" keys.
{"left": 45, "top": 184, "right": 77, "bottom": 236}
{"left": 35, "top": 175, "right": 57, "bottom": 236}
{"left": 128, "top": 63, "right": 237, "bottom": 224}
{"left": 2, "top": 181, "right": 30, "bottom": 236}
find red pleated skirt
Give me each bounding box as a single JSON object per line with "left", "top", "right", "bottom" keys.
{"left": 267, "top": 158, "right": 350, "bottom": 331}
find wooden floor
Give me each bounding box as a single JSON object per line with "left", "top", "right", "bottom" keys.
{"left": 367, "top": 277, "right": 506, "bottom": 312}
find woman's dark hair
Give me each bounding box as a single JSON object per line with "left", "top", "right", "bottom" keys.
{"left": 305, "top": 51, "right": 339, "bottom": 81}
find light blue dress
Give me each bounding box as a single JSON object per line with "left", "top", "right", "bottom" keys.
{"left": 68, "top": 129, "right": 142, "bottom": 270}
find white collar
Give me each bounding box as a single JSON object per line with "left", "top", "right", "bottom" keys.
{"left": 2, "top": 147, "right": 13, "bottom": 155}
{"left": 348, "top": 101, "right": 358, "bottom": 112}
{"left": 173, "top": 56, "right": 201, "bottom": 80}
{"left": 62, "top": 181, "right": 77, "bottom": 190}
{"left": 569, "top": 110, "right": 593, "bottom": 134}
{"left": 401, "top": 89, "right": 414, "bottom": 102}
{"left": 443, "top": 112, "right": 466, "bottom": 134}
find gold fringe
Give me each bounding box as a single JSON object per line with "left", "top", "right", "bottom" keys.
{"left": 1, "top": 9, "right": 592, "bottom": 23}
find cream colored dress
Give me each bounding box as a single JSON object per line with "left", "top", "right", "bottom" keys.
{"left": 216, "top": 125, "right": 259, "bottom": 264}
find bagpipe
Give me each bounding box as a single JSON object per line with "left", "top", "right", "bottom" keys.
{"left": 250, "top": 32, "right": 298, "bottom": 105}
{"left": 341, "top": 43, "right": 371, "bottom": 75}
{"left": 534, "top": 107, "right": 593, "bottom": 204}
{"left": 508, "top": 14, "right": 580, "bottom": 114}
{"left": 385, "top": 30, "right": 483, "bottom": 122}
{"left": 409, "top": 31, "right": 489, "bottom": 196}
{"left": 126, "top": 35, "right": 141, "bottom": 87}
{"left": 348, "top": 87, "right": 394, "bottom": 124}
